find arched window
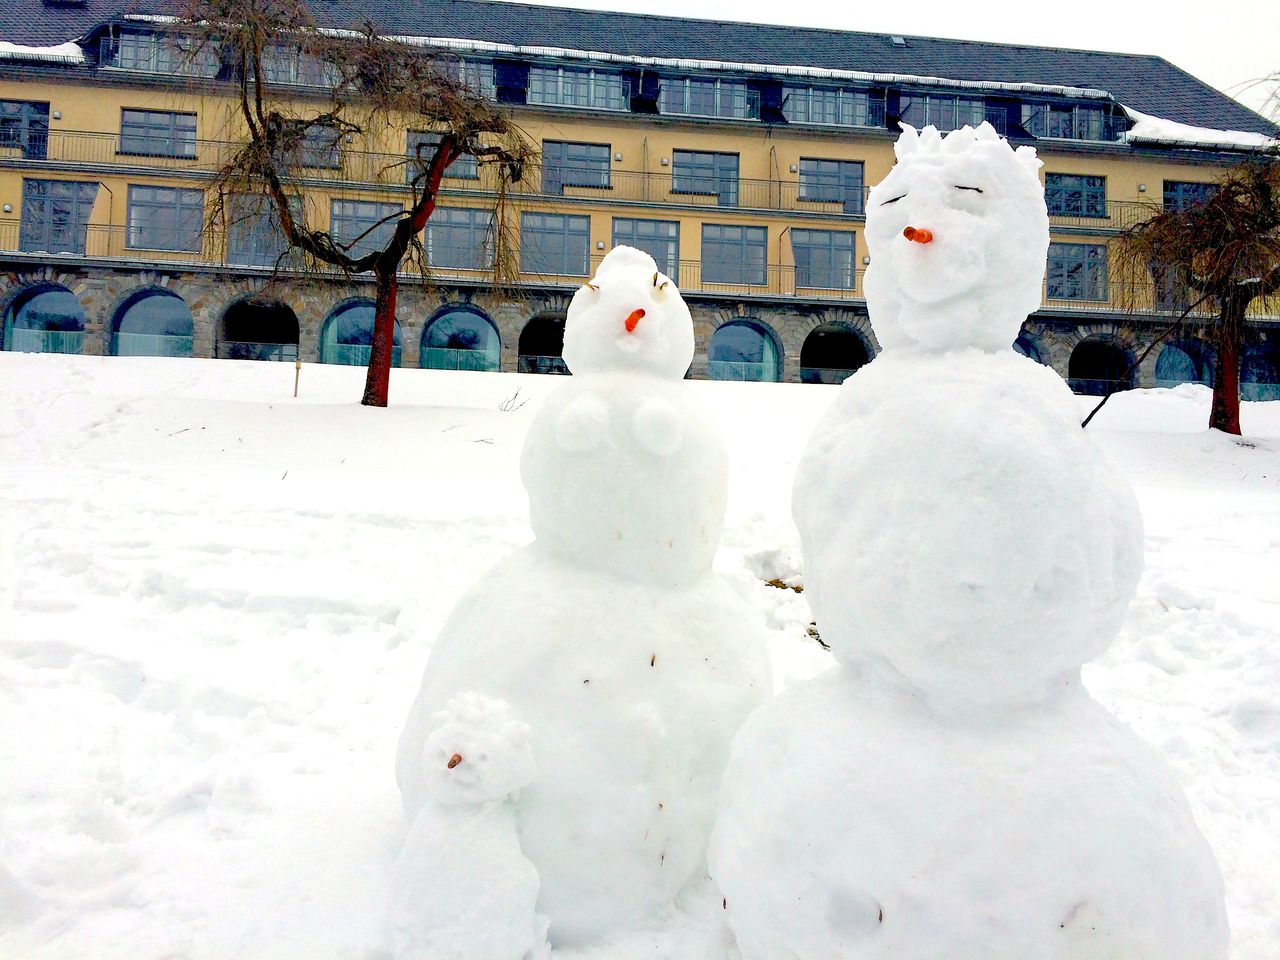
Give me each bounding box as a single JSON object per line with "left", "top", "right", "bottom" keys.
{"left": 420, "top": 306, "right": 500, "bottom": 371}
{"left": 799, "top": 323, "right": 870, "bottom": 384}
{"left": 1, "top": 283, "right": 85, "bottom": 354}
{"left": 1242, "top": 343, "right": 1280, "bottom": 401}
{"left": 218, "top": 297, "right": 299, "bottom": 361}
{"left": 518, "top": 314, "right": 568, "bottom": 374}
{"left": 708, "top": 320, "right": 781, "bottom": 382}
{"left": 1154, "top": 340, "right": 1214, "bottom": 388}
{"left": 111, "top": 288, "right": 194, "bottom": 357}
{"left": 1068, "top": 337, "right": 1133, "bottom": 396}
{"left": 319, "top": 299, "right": 402, "bottom": 367}
{"left": 1013, "top": 335, "right": 1044, "bottom": 364}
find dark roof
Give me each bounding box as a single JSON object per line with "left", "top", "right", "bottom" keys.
{"left": 3, "top": 0, "right": 1275, "bottom": 136}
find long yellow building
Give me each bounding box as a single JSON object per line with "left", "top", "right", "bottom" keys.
{"left": 1, "top": 0, "right": 1277, "bottom": 396}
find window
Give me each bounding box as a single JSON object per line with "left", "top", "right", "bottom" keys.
{"left": 520, "top": 212, "right": 590, "bottom": 276}
{"left": 421, "top": 307, "right": 501, "bottom": 371}
{"left": 111, "top": 289, "right": 194, "bottom": 358}
{"left": 127, "top": 185, "right": 204, "bottom": 252}
{"left": 708, "top": 320, "right": 780, "bottom": 381}
{"left": 612, "top": 218, "right": 680, "bottom": 281}
{"left": 20, "top": 178, "right": 99, "bottom": 255}
{"left": 1, "top": 284, "right": 85, "bottom": 355}
{"left": 782, "top": 85, "right": 884, "bottom": 128}
{"left": 1021, "top": 102, "right": 1114, "bottom": 141}
{"left": 119, "top": 109, "right": 197, "bottom": 158}
{"left": 426, "top": 207, "right": 493, "bottom": 270}
{"left": 900, "top": 94, "right": 984, "bottom": 132}
{"left": 528, "top": 65, "right": 629, "bottom": 111}
{"left": 406, "top": 131, "right": 479, "bottom": 183}
{"left": 225, "top": 194, "right": 297, "bottom": 267}
{"left": 791, "top": 229, "right": 856, "bottom": 289}
{"left": 660, "top": 77, "right": 760, "bottom": 120}
{"left": 1046, "top": 243, "right": 1108, "bottom": 301}
{"left": 1045, "top": 174, "right": 1107, "bottom": 218}
{"left": 330, "top": 199, "right": 401, "bottom": 259}
{"left": 260, "top": 43, "right": 338, "bottom": 87}
{"left": 672, "top": 150, "right": 738, "bottom": 206}
{"left": 106, "top": 29, "right": 219, "bottom": 78}
{"left": 0, "top": 100, "right": 49, "bottom": 159}
{"left": 798, "top": 159, "right": 865, "bottom": 215}
{"left": 1164, "top": 180, "right": 1217, "bottom": 212}
{"left": 542, "top": 141, "right": 611, "bottom": 194}
{"left": 286, "top": 125, "right": 340, "bottom": 169}
{"left": 318, "top": 299, "right": 401, "bottom": 367}
{"left": 435, "top": 58, "right": 496, "bottom": 98}
{"left": 702, "top": 223, "right": 766, "bottom": 285}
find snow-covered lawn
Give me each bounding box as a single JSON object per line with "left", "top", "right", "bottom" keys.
{"left": 1, "top": 353, "right": 1277, "bottom": 959}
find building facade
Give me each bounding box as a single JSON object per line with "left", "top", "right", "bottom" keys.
{"left": 1, "top": 0, "right": 1278, "bottom": 396}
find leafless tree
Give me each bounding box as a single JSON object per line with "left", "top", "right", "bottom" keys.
{"left": 181, "top": 0, "right": 532, "bottom": 406}
{"left": 1098, "top": 157, "right": 1280, "bottom": 434}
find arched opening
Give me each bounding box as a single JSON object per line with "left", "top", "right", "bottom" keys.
{"left": 217, "top": 298, "right": 299, "bottom": 362}
{"left": 1154, "top": 340, "right": 1214, "bottom": 389}
{"left": 799, "top": 323, "right": 871, "bottom": 384}
{"left": 1, "top": 283, "right": 85, "bottom": 354}
{"left": 110, "top": 288, "right": 194, "bottom": 357}
{"left": 707, "top": 319, "right": 781, "bottom": 382}
{"left": 420, "top": 306, "right": 500, "bottom": 372}
{"left": 1013, "top": 335, "right": 1044, "bottom": 364}
{"left": 1242, "top": 342, "right": 1280, "bottom": 401}
{"left": 518, "top": 314, "right": 568, "bottom": 375}
{"left": 1068, "top": 337, "right": 1134, "bottom": 396}
{"left": 319, "top": 299, "right": 401, "bottom": 367}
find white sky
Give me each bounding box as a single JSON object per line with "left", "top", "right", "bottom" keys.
{"left": 503, "top": 0, "right": 1279, "bottom": 120}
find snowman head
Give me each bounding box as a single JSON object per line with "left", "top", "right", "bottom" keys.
{"left": 864, "top": 123, "right": 1049, "bottom": 353}
{"left": 421, "top": 692, "right": 535, "bottom": 807}
{"left": 562, "top": 245, "right": 694, "bottom": 378}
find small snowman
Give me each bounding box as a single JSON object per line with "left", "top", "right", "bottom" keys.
{"left": 710, "top": 124, "right": 1229, "bottom": 959}
{"left": 397, "top": 246, "right": 770, "bottom": 948}
{"left": 388, "top": 692, "right": 550, "bottom": 960}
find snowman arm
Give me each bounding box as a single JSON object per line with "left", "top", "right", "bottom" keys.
{"left": 555, "top": 393, "right": 611, "bottom": 453}
{"left": 631, "top": 398, "right": 683, "bottom": 456}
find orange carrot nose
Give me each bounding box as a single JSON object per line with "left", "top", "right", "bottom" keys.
{"left": 625, "top": 308, "right": 646, "bottom": 333}
{"left": 903, "top": 226, "right": 933, "bottom": 244}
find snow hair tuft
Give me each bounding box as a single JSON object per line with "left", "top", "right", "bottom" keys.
{"left": 893, "top": 122, "right": 1042, "bottom": 175}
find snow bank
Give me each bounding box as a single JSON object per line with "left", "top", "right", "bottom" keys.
{"left": 0, "top": 41, "right": 85, "bottom": 64}
{"left": 1122, "top": 106, "right": 1278, "bottom": 151}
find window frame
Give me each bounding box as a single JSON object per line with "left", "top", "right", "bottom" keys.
{"left": 425, "top": 206, "right": 494, "bottom": 271}
{"left": 611, "top": 217, "right": 680, "bottom": 281}
{"left": 527, "top": 65, "right": 630, "bottom": 111}
{"left": 782, "top": 85, "right": 884, "bottom": 128}
{"left": 541, "top": 140, "right": 612, "bottom": 194}
{"left": 126, "top": 184, "right": 205, "bottom": 253}
{"left": 119, "top": 108, "right": 198, "bottom": 159}
{"left": 791, "top": 228, "right": 857, "bottom": 290}
{"left": 671, "top": 150, "right": 739, "bottom": 206}
{"left": 1046, "top": 242, "right": 1109, "bottom": 302}
{"left": 899, "top": 93, "right": 985, "bottom": 132}
{"left": 1044, "top": 173, "right": 1108, "bottom": 219}
{"left": 0, "top": 99, "right": 50, "bottom": 160}
{"left": 520, "top": 211, "right": 592, "bottom": 276}
{"left": 659, "top": 76, "right": 760, "bottom": 120}
{"left": 19, "top": 177, "right": 99, "bottom": 255}
{"left": 701, "top": 222, "right": 767, "bottom": 286}
{"left": 329, "top": 198, "right": 403, "bottom": 260}
{"left": 797, "top": 158, "right": 865, "bottom": 215}
{"left": 406, "top": 131, "right": 479, "bottom": 183}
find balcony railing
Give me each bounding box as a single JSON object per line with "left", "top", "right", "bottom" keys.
{"left": 0, "top": 130, "right": 1158, "bottom": 229}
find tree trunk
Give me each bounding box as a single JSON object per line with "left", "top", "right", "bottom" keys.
{"left": 362, "top": 265, "right": 398, "bottom": 407}
{"left": 1209, "top": 289, "right": 1245, "bottom": 435}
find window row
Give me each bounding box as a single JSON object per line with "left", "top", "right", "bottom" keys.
{"left": 1043, "top": 175, "right": 1217, "bottom": 218}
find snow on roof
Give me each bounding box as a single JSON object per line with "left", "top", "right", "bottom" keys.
{"left": 119, "top": 13, "right": 1113, "bottom": 102}
{"left": 1122, "top": 107, "right": 1278, "bottom": 152}
{"left": 0, "top": 40, "right": 85, "bottom": 64}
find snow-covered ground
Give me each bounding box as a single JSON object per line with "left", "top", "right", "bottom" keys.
{"left": 1, "top": 352, "right": 1277, "bottom": 959}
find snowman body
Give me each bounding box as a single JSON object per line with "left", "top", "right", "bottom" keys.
{"left": 398, "top": 247, "right": 771, "bottom": 947}
{"left": 709, "top": 125, "right": 1228, "bottom": 959}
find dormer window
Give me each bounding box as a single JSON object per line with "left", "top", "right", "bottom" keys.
{"left": 899, "top": 93, "right": 985, "bottom": 132}
{"left": 528, "top": 65, "right": 629, "bottom": 111}
{"left": 782, "top": 85, "right": 885, "bottom": 128}
{"left": 103, "top": 28, "right": 218, "bottom": 78}
{"left": 659, "top": 77, "right": 760, "bottom": 121}
{"left": 1021, "top": 101, "right": 1116, "bottom": 141}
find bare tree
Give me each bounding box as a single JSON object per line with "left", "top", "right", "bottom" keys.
{"left": 181, "top": 0, "right": 532, "bottom": 406}
{"left": 1106, "top": 158, "right": 1280, "bottom": 435}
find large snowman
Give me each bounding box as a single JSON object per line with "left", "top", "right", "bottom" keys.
{"left": 709, "top": 124, "right": 1229, "bottom": 959}
{"left": 396, "top": 246, "right": 771, "bottom": 950}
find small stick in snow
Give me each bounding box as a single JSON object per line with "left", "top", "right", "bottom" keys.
{"left": 650, "top": 654, "right": 656, "bottom": 667}
{"left": 293, "top": 358, "right": 301, "bottom": 398}
{"left": 447, "top": 753, "right": 463, "bottom": 769}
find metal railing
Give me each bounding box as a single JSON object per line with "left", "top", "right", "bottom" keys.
{"left": 419, "top": 346, "right": 500, "bottom": 371}
{"left": 215, "top": 341, "right": 299, "bottom": 361}
{"left": 0, "top": 129, "right": 1160, "bottom": 229}
{"left": 111, "top": 332, "right": 195, "bottom": 357}
{"left": 4, "top": 328, "right": 84, "bottom": 354}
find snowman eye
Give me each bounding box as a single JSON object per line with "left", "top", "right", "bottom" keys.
{"left": 954, "top": 185, "right": 984, "bottom": 194}
{"left": 583, "top": 282, "right": 599, "bottom": 292}
{"left": 880, "top": 193, "right": 906, "bottom": 205}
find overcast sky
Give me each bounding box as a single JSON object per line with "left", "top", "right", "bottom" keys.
{"left": 505, "top": 0, "right": 1279, "bottom": 121}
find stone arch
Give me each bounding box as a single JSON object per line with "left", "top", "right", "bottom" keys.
{"left": 1068, "top": 335, "right": 1135, "bottom": 396}
{"left": 518, "top": 312, "right": 569, "bottom": 375}
{"left": 109, "top": 286, "right": 195, "bottom": 358}
{"left": 1154, "top": 339, "right": 1215, "bottom": 388}
{"left": 217, "top": 294, "right": 300, "bottom": 361}
{"left": 318, "top": 297, "right": 402, "bottom": 367}
{"left": 1, "top": 281, "right": 86, "bottom": 354}
{"left": 799, "top": 321, "right": 873, "bottom": 384}
{"left": 1013, "top": 334, "right": 1044, "bottom": 364}
{"left": 1242, "top": 340, "right": 1280, "bottom": 401}
{"left": 420, "top": 304, "right": 501, "bottom": 372}
{"left": 707, "top": 316, "right": 783, "bottom": 382}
